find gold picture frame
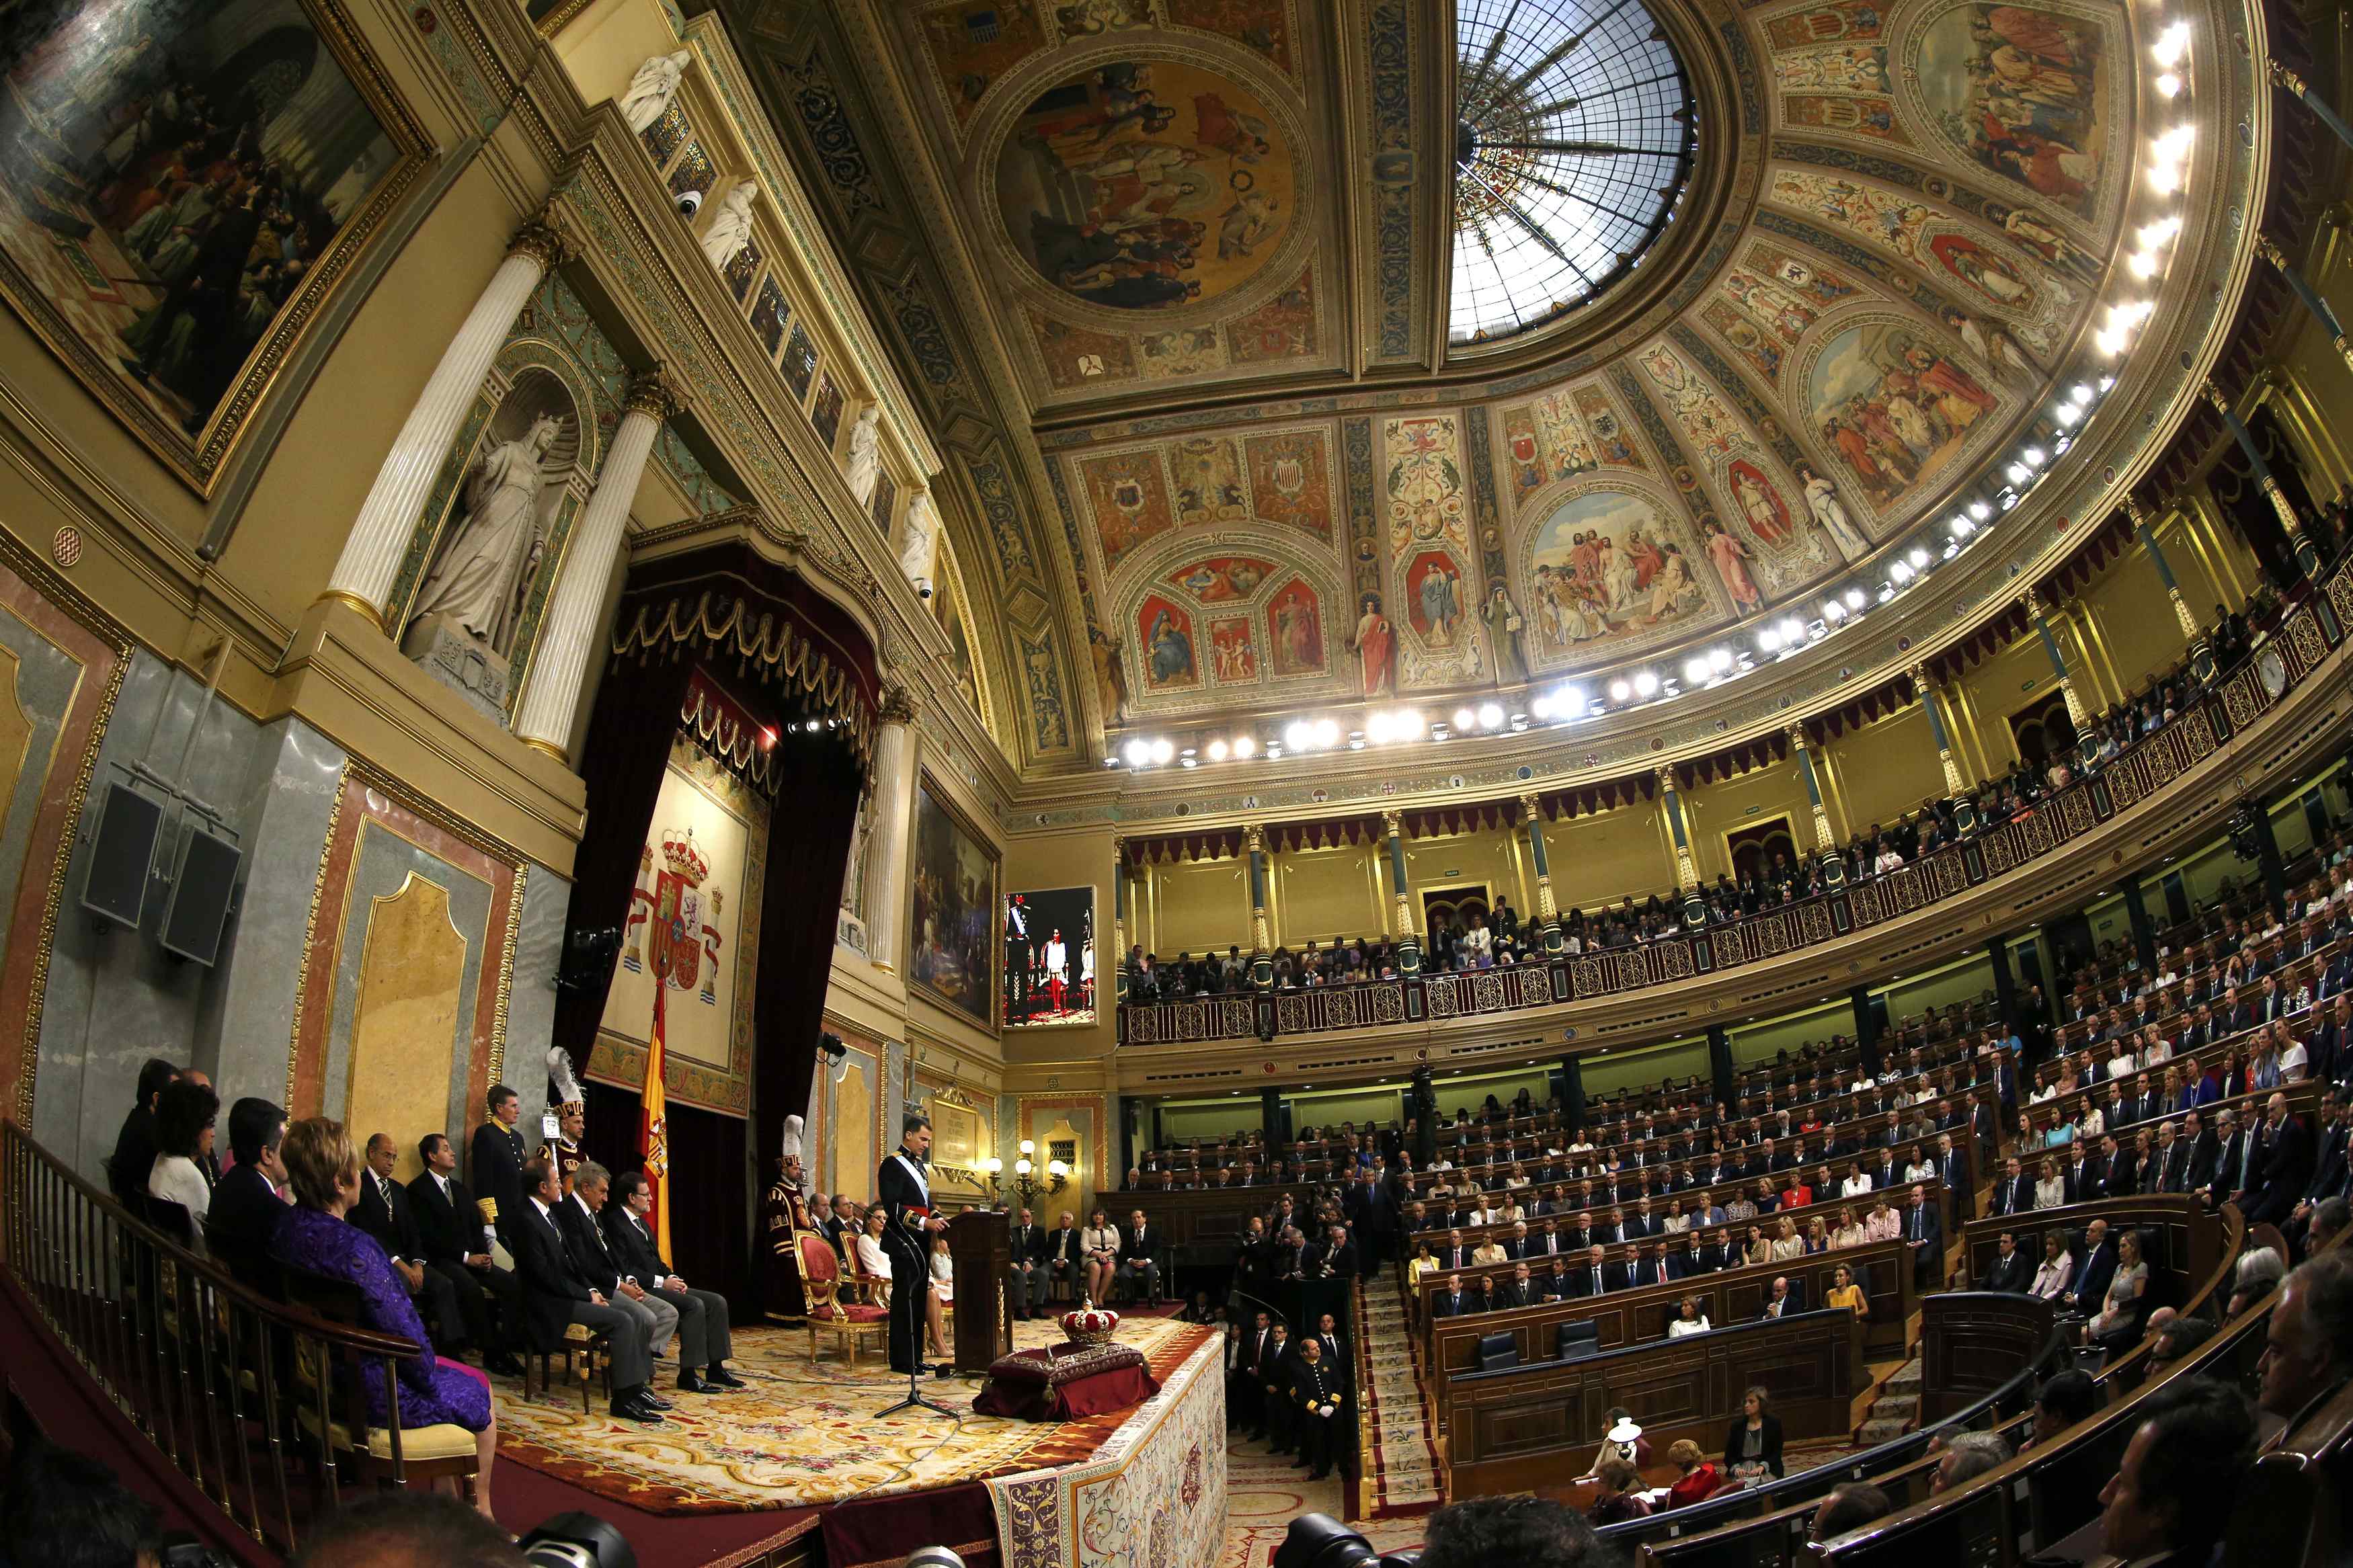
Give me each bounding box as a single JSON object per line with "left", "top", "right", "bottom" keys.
{"left": 908, "top": 771, "right": 1000, "bottom": 1032}
{"left": 0, "top": 0, "right": 434, "bottom": 495}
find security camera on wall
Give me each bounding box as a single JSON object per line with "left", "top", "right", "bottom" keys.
{"left": 676, "top": 188, "right": 703, "bottom": 218}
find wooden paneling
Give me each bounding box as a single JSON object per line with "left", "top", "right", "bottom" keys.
{"left": 1917, "top": 1292, "right": 2058, "bottom": 1423}
{"left": 1449, "top": 1309, "right": 1860, "bottom": 1497}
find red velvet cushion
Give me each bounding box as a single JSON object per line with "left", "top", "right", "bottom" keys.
{"left": 833, "top": 1305, "right": 888, "bottom": 1323}
{"left": 798, "top": 1234, "right": 841, "bottom": 1283}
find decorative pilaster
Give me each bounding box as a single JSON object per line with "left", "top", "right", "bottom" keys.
{"left": 1245, "top": 825, "right": 1273, "bottom": 991}
{"left": 1655, "top": 766, "right": 1700, "bottom": 894}
{"left": 2202, "top": 380, "right": 2319, "bottom": 579}
{"left": 1520, "top": 794, "right": 1563, "bottom": 954}
{"left": 2122, "top": 495, "right": 2207, "bottom": 647}
{"left": 1908, "top": 661, "right": 1966, "bottom": 797}
{"left": 1786, "top": 725, "right": 1837, "bottom": 856}
{"left": 512, "top": 366, "right": 682, "bottom": 758}
{"left": 863, "top": 686, "right": 919, "bottom": 975}
{"left": 2254, "top": 233, "right": 2353, "bottom": 377}
{"left": 325, "top": 218, "right": 575, "bottom": 630}
{"left": 1111, "top": 836, "right": 1129, "bottom": 1005}
{"left": 2022, "top": 587, "right": 2091, "bottom": 733}
{"left": 1382, "top": 809, "right": 1421, "bottom": 975}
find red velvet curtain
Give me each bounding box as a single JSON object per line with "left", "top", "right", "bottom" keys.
{"left": 555, "top": 546, "right": 875, "bottom": 1319}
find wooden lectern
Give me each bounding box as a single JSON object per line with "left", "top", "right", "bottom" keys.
{"left": 949, "top": 1208, "right": 1013, "bottom": 1372}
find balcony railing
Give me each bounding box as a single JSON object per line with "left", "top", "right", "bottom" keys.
{"left": 1117, "top": 568, "right": 2348, "bottom": 1048}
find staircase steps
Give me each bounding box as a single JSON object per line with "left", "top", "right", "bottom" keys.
{"left": 1855, "top": 1356, "right": 1923, "bottom": 1446}
{"left": 1355, "top": 1274, "right": 1443, "bottom": 1520}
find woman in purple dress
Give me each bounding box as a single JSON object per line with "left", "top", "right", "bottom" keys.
{"left": 268, "top": 1116, "right": 500, "bottom": 1520}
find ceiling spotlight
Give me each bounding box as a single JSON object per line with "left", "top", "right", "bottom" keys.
{"left": 1607, "top": 678, "right": 1631, "bottom": 702}
{"left": 1529, "top": 695, "right": 1552, "bottom": 719}
{"left": 1284, "top": 720, "right": 1310, "bottom": 750}
{"left": 1314, "top": 717, "right": 1339, "bottom": 747}
{"left": 1969, "top": 500, "right": 1993, "bottom": 520}
{"left": 1207, "top": 739, "right": 1229, "bottom": 761}
{"left": 1266, "top": 744, "right": 1283, "bottom": 759}
{"left": 1779, "top": 618, "right": 1802, "bottom": 643}
{"left": 1844, "top": 587, "right": 1867, "bottom": 609}
{"left": 2007, "top": 462, "right": 2032, "bottom": 485}
{"left": 1123, "top": 739, "right": 1149, "bottom": 767}
{"left": 1758, "top": 626, "right": 1782, "bottom": 653}
{"left": 2071, "top": 383, "right": 2095, "bottom": 405}
{"left": 1823, "top": 598, "right": 1847, "bottom": 621}
{"left": 1890, "top": 559, "right": 1915, "bottom": 584}
{"left": 1234, "top": 735, "right": 1257, "bottom": 759}
{"left": 1453, "top": 707, "right": 1475, "bottom": 729}
{"left": 1476, "top": 703, "right": 1503, "bottom": 729}
{"left": 1907, "top": 548, "right": 1931, "bottom": 571}
{"left": 1632, "top": 670, "right": 1660, "bottom": 698}
{"left": 1365, "top": 711, "right": 1392, "bottom": 743}
{"left": 2155, "top": 70, "right": 2182, "bottom": 97}
{"left": 1150, "top": 738, "right": 1174, "bottom": 765}
{"left": 1877, "top": 583, "right": 1897, "bottom": 604}
{"left": 1709, "top": 647, "right": 1732, "bottom": 671}
{"left": 2055, "top": 402, "right": 2081, "bottom": 425}
{"left": 2151, "top": 21, "right": 2191, "bottom": 67}
{"left": 1396, "top": 708, "right": 1423, "bottom": 736}
{"left": 1555, "top": 686, "right": 1584, "bottom": 716}
{"left": 1684, "top": 657, "right": 1710, "bottom": 684}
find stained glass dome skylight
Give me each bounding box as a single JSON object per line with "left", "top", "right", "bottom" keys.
{"left": 1450, "top": 0, "right": 1696, "bottom": 343}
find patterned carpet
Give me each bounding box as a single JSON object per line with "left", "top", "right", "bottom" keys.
{"left": 1218, "top": 1433, "right": 1427, "bottom": 1568}
{"left": 491, "top": 1316, "right": 1212, "bottom": 1514}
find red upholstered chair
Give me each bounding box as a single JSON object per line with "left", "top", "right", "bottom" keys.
{"left": 791, "top": 1232, "right": 887, "bottom": 1366}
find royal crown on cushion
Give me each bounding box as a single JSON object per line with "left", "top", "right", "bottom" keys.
{"left": 1061, "top": 1302, "right": 1121, "bottom": 1346}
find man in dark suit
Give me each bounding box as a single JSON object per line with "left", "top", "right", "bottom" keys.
{"left": 557, "top": 1159, "right": 681, "bottom": 1385}
{"left": 1236, "top": 1310, "right": 1278, "bottom": 1438}
{"left": 208, "top": 1097, "right": 289, "bottom": 1288}
{"left": 2181, "top": 1110, "right": 2221, "bottom": 1192}
{"left": 1492, "top": 1264, "right": 1531, "bottom": 1311}
{"left": 469, "top": 1084, "right": 528, "bottom": 1247}
{"left": 512, "top": 1156, "right": 660, "bottom": 1423}
{"left": 1045, "top": 1208, "right": 1084, "bottom": 1302}
{"left": 2073, "top": 1218, "right": 2118, "bottom": 1317}
{"left": 602, "top": 1168, "right": 742, "bottom": 1392}
{"left": 107, "top": 1058, "right": 180, "bottom": 1209}
{"left": 2210, "top": 1111, "right": 2252, "bottom": 1210}
{"left": 2246, "top": 1093, "right": 2315, "bottom": 1226}
{"left": 1259, "top": 1322, "right": 1298, "bottom": 1454}
{"left": 1990, "top": 1157, "right": 2034, "bottom": 1216}
{"left": 1432, "top": 1274, "right": 1472, "bottom": 1317}
{"left": 352, "top": 1132, "right": 467, "bottom": 1352}
{"left": 1120, "top": 1208, "right": 1166, "bottom": 1301}
{"left": 1975, "top": 1231, "right": 2034, "bottom": 1292}
{"left": 2067, "top": 1141, "right": 2106, "bottom": 1204}
{"left": 1574, "top": 1245, "right": 1616, "bottom": 1298}
{"left": 408, "top": 1131, "right": 523, "bottom": 1375}
{"left": 1626, "top": 1242, "right": 1669, "bottom": 1290}
{"left": 1007, "top": 1206, "right": 1050, "bottom": 1319}
{"left": 1902, "top": 1184, "right": 1942, "bottom": 1288}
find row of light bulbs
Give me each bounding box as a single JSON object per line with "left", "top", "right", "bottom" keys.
{"left": 1104, "top": 17, "right": 2192, "bottom": 776}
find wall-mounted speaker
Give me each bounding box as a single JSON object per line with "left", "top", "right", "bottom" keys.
{"left": 159, "top": 820, "right": 242, "bottom": 966}
{"left": 81, "top": 781, "right": 163, "bottom": 932}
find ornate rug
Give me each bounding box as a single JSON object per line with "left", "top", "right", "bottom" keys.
{"left": 491, "top": 1317, "right": 1211, "bottom": 1514}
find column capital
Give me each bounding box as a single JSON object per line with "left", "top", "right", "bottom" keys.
{"left": 1244, "top": 823, "right": 1266, "bottom": 856}
{"left": 1905, "top": 659, "right": 1932, "bottom": 692}
{"left": 2020, "top": 585, "right": 2044, "bottom": 618}
{"left": 878, "top": 684, "right": 920, "bottom": 725}
{"left": 508, "top": 217, "right": 575, "bottom": 273}
{"left": 2122, "top": 493, "right": 2152, "bottom": 530}
{"left": 2268, "top": 58, "right": 2308, "bottom": 95}
{"left": 1654, "top": 763, "right": 1677, "bottom": 794}
{"left": 2199, "top": 379, "right": 2233, "bottom": 416}
{"left": 624, "top": 364, "right": 685, "bottom": 421}
{"left": 2253, "top": 231, "right": 2289, "bottom": 271}
{"left": 1785, "top": 722, "right": 1810, "bottom": 751}
{"left": 1519, "top": 792, "right": 1543, "bottom": 825}
{"left": 1380, "top": 808, "right": 1403, "bottom": 838}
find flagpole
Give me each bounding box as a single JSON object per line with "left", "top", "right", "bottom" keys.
{"left": 646, "top": 977, "right": 672, "bottom": 1260}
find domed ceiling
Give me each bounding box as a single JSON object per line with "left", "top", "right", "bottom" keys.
{"left": 733, "top": 0, "right": 2148, "bottom": 766}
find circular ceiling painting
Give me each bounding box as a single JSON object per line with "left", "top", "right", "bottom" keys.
{"left": 994, "top": 61, "right": 1297, "bottom": 311}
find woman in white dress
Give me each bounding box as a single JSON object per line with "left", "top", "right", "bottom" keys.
{"left": 1080, "top": 1208, "right": 1122, "bottom": 1304}
{"left": 926, "top": 1233, "right": 953, "bottom": 1358}
{"left": 147, "top": 1078, "right": 218, "bottom": 1253}
{"left": 855, "top": 1208, "right": 892, "bottom": 1304}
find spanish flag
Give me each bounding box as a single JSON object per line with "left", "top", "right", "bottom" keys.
{"left": 643, "top": 980, "right": 672, "bottom": 1258}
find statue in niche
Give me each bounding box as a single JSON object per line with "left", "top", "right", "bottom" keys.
{"left": 898, "top": 484, "right": 940, "bottom": 600}
{"left": 623, "top": 51, "right": 692, "bottom": 134}
{"left": 699, "top": 181, "right": 756, "bottom": 272}
{"left": 405, "top": 413, "right": 564, "bottom": 661}
{"left": 842, "top": 404, "right": 881, "bottom": 507}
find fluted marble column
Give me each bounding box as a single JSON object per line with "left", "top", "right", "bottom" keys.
{"left": 1907, "top": 661, "right": 1967, "bottom": 796}
{"left": 1246, "top": 825, "right": 1273, "bottom": 991}
{"left": 1519, "top": 794, "right": 1563, "bottom": 954}
{"left": 2022, "top": 587, "right": 2091, "bottom": 735}
{"left": 514, "top": 367, "right": 682, "bottom": 758}
{"left": 1382, "top": 809, "right": 1421, "bottom": 975}
{"left": 2254, "top": 233, "right": 2353, "bottom": 377}
{"left": 2201, "top": 380, "right": 2320, "bottom": 580}
{"left": 325, "top": 220, "right": 573, "bottom": 629}
{"left": 863, "top": 688, "right": 918, "bottom": 974}
{"left": 2122, "top": 496, "right": 2207, "bottom": 647}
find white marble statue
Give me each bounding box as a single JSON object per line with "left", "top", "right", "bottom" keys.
{"left": 698, "top": 179, "right": 756, "bottom": 272}
{"left": 407, "top": 415, "right": 561, "bottom": 658}
{"left": 842, "top": 404, "right": 881, "bottom": 507}
{"left": 622, "top": 51, "right": 692, "bottom": 134}
{"left": 1798, "top": 466, "right": 1871, "bottom": 562}
{"left": 899, "top": 484, "right": 941, "bottom": 600}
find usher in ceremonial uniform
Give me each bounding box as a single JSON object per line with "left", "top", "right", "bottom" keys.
{"left": 878, "top": 1146, "right": 936, "bottom": 1372}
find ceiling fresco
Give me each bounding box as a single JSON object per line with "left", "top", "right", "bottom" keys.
{"left": 731, "top": 0, "right": 2167, "bottom": 763}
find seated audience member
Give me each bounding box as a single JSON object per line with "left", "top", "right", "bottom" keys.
{"left": 1760, "top": 1275, "right": 1795, "bottom": 1318}
{"left": 2085, "top": 1229, "right": 2149, "bottom": 1345}
{"left": 1809, "top": 1482, "right": 1893, "bottom": 1542}
{"left": 1723, "top": 1385, "right": 1784, "bottom": 1483}
{"left": 108, "top": 1057, "right": 179, "bottom": 1209}
{"left": 352, "top": 1131, "right": 466, "bottom": 1354}
{"left": 1008, "top": 1207, "right": 1051, "bottom": 1320}
{"left": 291, "top": 1497, "right": 526, "bottom": 1567}
{"left": 1668, "top": 1295, "right": 1711, "bottom": 1336}
{"left": 510, "top": 1154, "right": 662, "bottom": 1425}
{"left": 208, "top": 1096, "right": 292, "bottom": 1283}
{"left": 558, "top": 1161, "right": 682, "bottom": 1376}
{"left": 2228, "top": 1245, "right": 2286, "bottom": 1317}
{"left": 409, "top": 1130, "right": 524, "bottom": 1375}
{"left": 2312, "top": 1196, "right": 2352, "bottom": 1253}
{"left": 1930, "top": 1431, "right": 2012, "bottom": 1493}
{"left": 2258, "top": 1251, "right": 2353, "bottom": 1438}
{"left": 2143, "top": 1314, "right": 2214, "bottom": 1378}
{"left": 1590, "top": 1456, "right": 1652, "bottom": 1523}
{"left": 1576, "top": 1408, "right": 1650, "bottom": 1480}
{"left": 1119, "top": 1208, "right": 1165, "bottom": 1303}
{"left": 2022, "top": 1370, "right": 2097, "bottom": 1449}
{"left": 1417, "top": 1494, "right": 1608, "bottom": 1568}
{"left": 266, "top": 1118, "right": 500, "bottom": 1517}
{"left": 147, "top": 1075, "right": 219, "bottom": 1247}
{"left": 1827, "top": 1262, "right": 1868, "bottom": 1319}
{"left": 1, "top": 1438, "right": 165, "bottom": 1568}
{"left": 2029, "top": 1229, "right": 2075, "bottom": 1302}
{"left": 1665, "top": 1438, "right": 1722, "bottom": 1507}
{"left": 603, "top": 1167, "right": 744, "bottom": 1391}
{"left": 2098, "top": 1378, "right": 2259, "bottom": 1568}
{"left": 1976, "top": 1230, "right": 2032, "bottom": 1292}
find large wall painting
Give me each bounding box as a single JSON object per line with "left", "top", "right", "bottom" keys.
{"left": 0, "top": 0, "right": 428, "bottom": 489}
{"left": 1910, "top": 0, "right": 2112, "bottom": 222}
{"left": 1004, "top": 886, "right": 1096, "bottom": 1028}
{"left": 1802, "top": 318, "right": 1999, "bottom": 512}
{"left": 1078, "top": 449, "right": 1177, "bottom": 569}
{"left": 992, "top": 60, "right": 1297, "bottom": 311}
{"left": 1382, "top": 415, "right": 1486, "bottom": 690}
{"left": 1138, "top": 593, "right": 1200, "bottom": 691}
{"left": 1520, "top": 485, "right": 1724, "bottom": 667}
{"left": 911, "top": 777, "right": 1000, "bottom": 1029}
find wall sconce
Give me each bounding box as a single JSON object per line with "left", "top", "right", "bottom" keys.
{"left": 1009, "top": 1137, "right": 1070, "bottom": 1206}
